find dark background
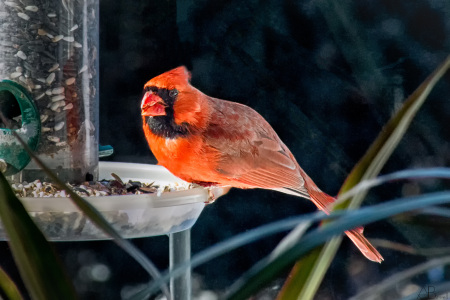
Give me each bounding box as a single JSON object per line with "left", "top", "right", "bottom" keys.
{"left": 4, "top": 0, "right": 450, "bottom": 299}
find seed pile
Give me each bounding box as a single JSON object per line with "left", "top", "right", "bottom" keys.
{"left": 6, "top": 175, "right": 198, "bottom": 240}
{"left": 11, "top": 174, "right": 193, "bottom": 198}
{"left": 0, "top": 0, "right": 98, "bottom": 155}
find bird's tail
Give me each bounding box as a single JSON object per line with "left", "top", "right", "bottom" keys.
{"left": 298, "top": 169, "right": 384, "bottom": 263}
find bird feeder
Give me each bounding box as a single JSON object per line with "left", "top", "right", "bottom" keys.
{"left": 0, "top": 0, "right": 99, "bottom": 182}
{"left": 0, "top": 2, "right": 206, "bottom": 299}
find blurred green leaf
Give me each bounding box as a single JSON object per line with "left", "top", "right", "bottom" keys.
{"left": 277, "top": 55, "right": 450, "bottom": 300}
{"left": 340, "top": 55, "right": 450, "bottom": 206}
{"left": 228, "top": 55, "right": 450, "bottom": 300}
{"left": 139, "top": 167, "right": 450, "bottom": 298}
{"left": 0, "top": 172, "right": 77, "bottom": 300}
{"left": 226, "top": 191, "right": 450, "bottom": 300}
{"left": 351, "top": 256, "right": 450, "bottom": 300}
{"left": 10, "top": 131, "right": 170, "bottom": 299}
{"left": 0, "top": 266, "right": 23, "bottom": 300}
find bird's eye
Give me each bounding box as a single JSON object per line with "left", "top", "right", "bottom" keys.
{"left": 145, "top": 86, "right": 157, "bottom": 93}
{"left": 169, "top": 89, "right": 178, "bottom": 98}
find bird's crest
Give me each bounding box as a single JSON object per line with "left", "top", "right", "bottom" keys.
{"left": 145, "top": 66, "right": 191, "bottom": 91}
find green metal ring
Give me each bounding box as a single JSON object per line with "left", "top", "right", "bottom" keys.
{"left": 0, "top": 80, "right": 41, "bottom": 175}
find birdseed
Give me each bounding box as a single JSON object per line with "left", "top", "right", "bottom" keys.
{"left": 0, "top": 0, "right": 99, "bottom": 182}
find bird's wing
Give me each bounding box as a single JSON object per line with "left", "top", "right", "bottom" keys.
{"left": 204, "top": 98, "right": 308, "bottom": 197}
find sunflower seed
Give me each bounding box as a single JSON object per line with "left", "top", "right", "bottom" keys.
{"left": 46, "top": 72, "right": 55, "bottom": 84}
{"left": 48, "top": 63, "right": 59, "bottom": 72}
{"left": 79, "top": 65, "right": 88, "bottom": 73}
{"left": 37, "top": 28, "right": 47, "bottom": 36}
{"left": 25, "top": 6, "right": 39, "bottom": 12}
{"left": 52, "top": 35, "right": 64, "bottom": 42}
{"left": 35, "top": 93, "right": 45, "bottom": 100}
{"left": 47, "top": 136, "right": 60, "bottom": 143}
{"left": 54, "top": 121, "right": 64, "bottom": 131}
{"left": 51, "top": 87, "right": 64, "bottom": 94}
{"left": 63, "top": 103, "right": 73, "bottom": 110}
{"left": 10, "top": 72, "right": 22, "bottom": 78}
{"left": 65, "top": 77, "right": 76, "bottom": 85}
{"left": 16, "top": 50, "right": 27, "bottom": 60}
{"left": 4, "top": 1, "right": 19, "bottom": 8}
{"left": 62, "top": 36, "right": 74, "bottom": 42}
{"left": 50, "top": 102, "right": 60, "bottom": 111}
{"left": 17, "top": 13, "right": 30, "bottom": 21}
{"left": 51, "top": 94, "right": 65, "bottom": 102}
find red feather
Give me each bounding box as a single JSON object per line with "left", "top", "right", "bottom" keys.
{"left": 142, "top": 66, "right": 383, "bottom": 262}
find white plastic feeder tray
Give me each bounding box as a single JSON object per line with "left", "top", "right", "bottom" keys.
{"left": 0, "top": 162, "right": 208, "bottom": 241}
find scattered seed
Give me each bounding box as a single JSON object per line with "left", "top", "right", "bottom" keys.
{"left": 70, "top": 24, "right": 78, "bottom": 31}
{"left": 25, "top": 6, "right": 39, "bottom": 12}
{"left": 73, "top": 42, "right": 82, "bottom": 48}
{"left": 51, "top": 94, "right": 65, "bottom": 102}
{"left": 45, "top": 89, "right": 52, "bottom": 95}
{"left": 46, "top": 33, "right": 54, "bottom": 39}
{"left": 16, "top": 66, "right": 23, "bottom": 72}
{"left": 17, "top": 13, "right": 30, "bottom": 21}
{"left": 46, "top": 72, "right": 55, "bottom": 84}
{"left": 40, "top": 114, "right": 48, "bottom": 122}
{"left": 41, "top": 127, "right": 51, "bottom": 132}
{"left": 16, "top": 50, "right": 27, "bottom": 60}
{"left": 54, "top": 121, "right": 64, "bottom": 131}
{"left": 47, "top": 13, "right": 57, "bottom": 17}
{"left": 65, "top": 77, "right": 76, "bottom": 85}
{"left": 37, "top": 29, "right": 47, "bottom": 36}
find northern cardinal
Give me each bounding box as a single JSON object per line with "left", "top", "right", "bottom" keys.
{"left": 141, "top": 66, "right": 383, "bottom": 262}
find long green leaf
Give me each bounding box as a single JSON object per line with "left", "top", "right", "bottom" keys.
{"left": 276, "top": 55, "right": 450, "bottom": 300}
{"left": 226, "top": 191, "right": 450, "bottom": 300}
{"left": 0, "top": 266, "right": 24, "bottom": 300}
{"left": 9, "top": 131, "right": 171, "bottom": 299}
{"left": 0, "top": 172, "right": 77, "bottom": 300}
{"left": 138, "top": 167, "right": 450, "bottom": 298}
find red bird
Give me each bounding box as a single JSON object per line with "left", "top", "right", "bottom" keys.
{"left": 141, "top": 66, "right": 383, "bottom": 262}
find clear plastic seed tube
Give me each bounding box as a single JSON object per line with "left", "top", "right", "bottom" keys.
{"left": 0, "top": 0, "right": 99, "bottom": 182}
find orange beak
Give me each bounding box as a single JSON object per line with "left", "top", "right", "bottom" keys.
{"left": 141, "top": 92, "right": 168, "bottom": 117}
